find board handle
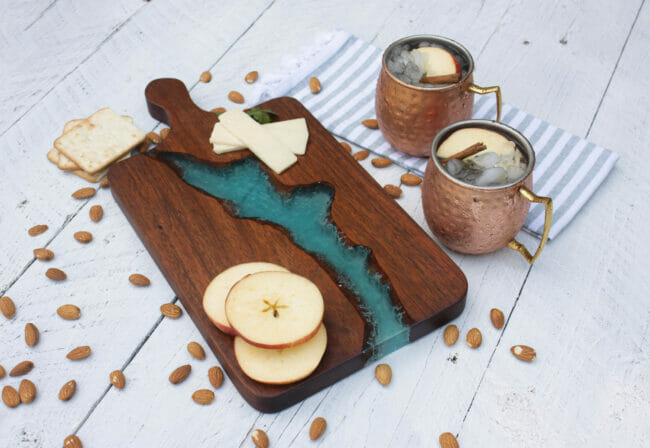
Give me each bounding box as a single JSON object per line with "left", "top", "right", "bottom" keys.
{"left": 145, "top": 78, "right": 213, "bottom": 128}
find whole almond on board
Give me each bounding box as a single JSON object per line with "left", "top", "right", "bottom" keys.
{"left": 67, "top": 346, "right": 91, "bottom": 360}
{"left": 99, "top": 177, "right": 109, "bottom": 189}
{"left": 371, "top": 157, "right": 392, "bottom": 168}
{"left": 10, "top": 360, "right": 34, "bottom": 377}
{"left": 192, "top": 389, "right": 214, "bottom": 405}
{"left": 340, "top": 141, "right": 352, "bottom": 153}
{"left": 228, "top": 90, "right": 245, "bottom": 104}
{"left": 59, "top": 380, "right": 77, "bottom": 401}
{"left": 19, "top": 379, "right": 36, "bottom": 404}
{"left": 362, "top": 118, "right": 379, "bottom": 129}
{"left": 110, "top": 370, "right": 126, "bottom": 389}
{"left": 383, "top": 184, "right": 402, "bottom": 198}
{"left": 353, "top": 150, "right": 369, "bottom": 161}
{"left": 28, "top": 224, "right": 48, "bottom": 236}
{"left": 74, "top": 231, "right": 93, "bottom": 243}
{"left": 160, "top": 128, "right": 170, "bottom": 139}
{"left": 147, "top": 131, "right": 161, "bottom": 144}
{"left": 200, "top": 71, "right": 212, "bottom": 83}
{"left": 466, "top": 328, "right": 482, "bottom": 348}
{"left": 71, "top": 187, "right": 96, "bottom": 199}
{"left": 208, "top": 366, "right": 224, "bottom": 389}
{"left": 33, "top": 248, "right": 54, "bottom": 260}
{"left": 129, "top": 273, "right": 150, "bottom": 286}
{"left": 245, "top": 71, "right": 259, "bottom": 84}
{"left": 211, "top": 107, "right": 226, "bottom": 115}
{"left": 309, "top": 417, "right": 327, "bottom": 441}
{"left": 439, "top": 432, "right": 459, "bottom": 448}
{"left": 309, "top": 76, "right": 321, "bottom": 94}
{"left": 0, "top": 365, "right": 5, "bottom": 379}
{"left": 64, "top": 435, "right": 82, "bottom": 448}
{"left": 251, "top": 429, "right": 269, "bottom": 448}
{"left": 375, "top": 363, "right": 392, "bottom": 386}
{"left": 46, "top": 267, "right": 67, "bottom": 281}
{"left": 443, "top": 324, "right": 459, "bottom": 346}
{"left": 187, "top": 341, "right": 206, "bottom": 360}
{"left": 0, "top": 296, "right": 16, "bottom": 318}
{"left": 25, "top": 323, "right": 39, "bottom": 347}
{"left": 89, "top": 205, "right": 103, "bottom": 222}
{"left": 58, "top": 304, "right": 81, "bottom": 320}
{"left": 160, "top": 303, "right": 182, "bottom": 319}
{"left": 169, "top": 364, "right": 192, "bottom": 384}
{"left": 511, "top": 345, "right": 536, "bottom": 362}
{"left": 401, "top": 173, "right": 423, "bottom": 186}
{"left": 490, "top": 308, "right": 505, "bottom": 329}
{"left": 2, "top": 385, "right": 20, "bottom": 408}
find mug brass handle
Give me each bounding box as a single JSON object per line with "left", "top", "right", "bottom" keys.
{"left": 469, "top": 84, "right": 502, "bottom": 122}
{"left": 507, "top": 186, "right": 553, "bottom": 264}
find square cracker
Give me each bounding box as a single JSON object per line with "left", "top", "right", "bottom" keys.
{"left": 55, "top": 108, "right": 145, "bottom": 174}
{"left": 56, "top": 119, "right": 85, "bottom": 170}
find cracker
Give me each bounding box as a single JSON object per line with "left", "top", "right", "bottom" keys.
{"left": 56, "top": 119, "right": 85, "bottom": 170}
{"left": 47, "top": 148, "right": 59, "bottom": 164}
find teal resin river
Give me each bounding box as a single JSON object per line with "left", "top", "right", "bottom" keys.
{"left": 160, "top": 152, "right": 410, "bottom": 359}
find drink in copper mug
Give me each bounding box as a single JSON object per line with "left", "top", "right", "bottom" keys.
{"left": 376, "top": 35, "right": 501, "bottom": 157}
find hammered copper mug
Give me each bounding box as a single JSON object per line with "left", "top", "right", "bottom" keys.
{"left": 422, "top": 120, "right": 553, "bottom": 263}
{"left": 376, "top": 35, "right": 502, "bottom": 157}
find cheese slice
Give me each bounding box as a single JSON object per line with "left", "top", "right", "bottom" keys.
{"left": 218, "top": 109, "right": 297, "bottom": 174}
{"left": 210, "top": 118, "right": 309, "bottom": 155}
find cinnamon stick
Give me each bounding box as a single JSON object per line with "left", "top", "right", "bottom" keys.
{"left": 440, "top": 142, "right": 487, "bottom": 164}
{"left": 420, "top": 73, "right": 461, "bottom": 85}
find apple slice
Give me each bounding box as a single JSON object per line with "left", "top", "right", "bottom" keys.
{"left": 203, "top": 262, "right": 289, "bottom": 335}
{"left": 226, "top": 271, "right": 324, "bottom": 349}
{"left": 412, "top": 46, "right": 461, "bottom": 77}
{"left": 234, "top": 323, "right": 327, "bottom": 385}
{"left": 436, "top": 127, "right": 516, "bottom": 161}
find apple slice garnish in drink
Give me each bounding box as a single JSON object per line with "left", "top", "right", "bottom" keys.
{"left": 226, "top": 271, "right": 324, "bottom": 349}
{"left": 412, "top": 46, "right": 461, "bottom": 78}
{"left": 436, "top": 127, "right": 516, "bottom": 161}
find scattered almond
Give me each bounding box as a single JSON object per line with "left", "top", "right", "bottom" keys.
{"left": 147, "top": 131, "right": 161, "bottom": 144}
{"left": 245, "top": 71, "right": 259, "bottom": 84}
{"left": 490, "top": 308, "right": 505, "bottom": 329}
{"left": 371, "top": 157, "right": 392, "bottom": 168}
{"left": 362, "top": 118, "right": 379, "bottom": 129}
{"left": 67, "top": 346, "right": 91, "bottom": 360}
{"left": 160, "top": 128, "right": 170, "bottom": 139}
{"left": 71, "top": 187, "right": 96, "bottom": 199}
{"left": 309, "top": 417, "right": 327, "bottom": 441}
{"left": 129, "top": 273, "right": 150, "bottom": 286}
{"left": 375, "top": 363, "right": 392, "bottom": 386}
{"left": 59, "top": 380, "right": 77, "bottom": 401}
{"left": 99, "top": 177, "right": 109, "bottom": 189}
{"left": 28, "top": 224, "right": 48, "bottom": 236}
{"left": 63, "top": 434, "right": 82, "bottom": 448}
{"left": 25, "top": 323, "right": 39, "bottom": 347}
{"left": 511, "top": 345, "right": 536, "bottom": 362}
{"left": 309, "top": 77, "right": 321, "bottom": 94}
{"left": 383, "top": 184, "right": 402, "bottom": 198}
{"left": 57, "top": 304, "right": 81, "bottom": 320}
{"left": 208, "top": 366, "right": 224, "bottom": 389}
{"left": 0, "top": 296, "right": 16, "bottom": 318}
{"left": 192, "top": 389, "right": 214, "bottom": 405}
{"left": 187, "top": 341, "right": 206, "bottom": 360}
{"left": 0, "top": 365, "right": 5, "bottom": 379}
{"left": 228, "top": 91, "right": 245, "bottom": 104}
{"left": 251, "top": 429, "right": 269, "bottom": 448}
{"left": 211, "top": 107, "right": 226, "bottom": 115}
{"left": 466, "top": 328, "right": 482, "bottom": 348}
{"left": 340, "top": 141, "right": 352, "bottom": 153}
{"left": 439, "top": 432, "right": 459, "bottom": 448}
{"left": 401, "top": 173, "right": 422, "bottom": 186}
{"left": 169, "top": 364, "right": 192, "bottom": 384}
{"left": 443, "top": 324, "right": 459, "bottom": 346}
{"left": 160, "top": 303, "right": 182, "bottom": 319}
{"left": 33, "top": 248, "right": 54, "bottom": 260}
{"left": 19, "top": 379, "right": 36, "bottom": 404}
{"left": 110, "top": 370, "right": 126, "bottom": 389}
{"left": 74, "top": 231, "right": 93, "bottom": 244}
{"left": 10, "top": 360, "right": 34, "bottom": 377}
{"left": 89, "top": 205, "right": 103, "bottom": 222}
{"left": 200, "top": 71, "right": 212, "bottom": 83}
{"left": 46, "top": 267, "right": 67, "bottom": 281}
{"left": 353, "top": 150, "right": 370, "bottom": 161}
{"left": 2, "top": 385, "right": 20, "bottom": 408}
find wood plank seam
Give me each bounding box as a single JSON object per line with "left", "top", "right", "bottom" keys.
{"left": 287, "top": 387, "right": 333, "bottom": 446}
{"left": 23, "top": 0, "right": 59, "bottom": 32}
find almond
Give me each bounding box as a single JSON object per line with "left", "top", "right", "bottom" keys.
{"left": 147, "top": 131, "right": 161, "bottom": 144}
{"left": 309, "top": 417, "right": 327, "bottom": 441}
{"left": 110, "top": 370, "right": 126, "bottom": 389}
{"left": 443, "top": 324, "right": 459, "bottom": 346}
{"left": 129, "top": 273, "right": 150, "bottom": 286}
{"left": 89, "top": 205, "right": 103, "bottom": 222}
{"left": 71, "top": 187, "right": 96, "bottom": 199}
{"left": 19, "top": 379, "right": 36, "bottom": 404}
{"left": 67, "top": 346, "right": 91, "bottom": 360}
{"left": 59, "top": 380, "right": 77, "bottom": 401}
{"left": 192, "top": 388, "right": 214, "bottom": 405}
{"left": 383, "top": 184, "right": 402, "bottom": 198}
{"left": 353, "top": 150, "right": 370, "bottom": 161}
{"left": 439, "top": 432, "right": 459, "bottom": 448}
{"left": 10, "top": 360, "right": 34, "bottom": 377}
{"left": 2, "top": 385, "right": 20, "bottom": 408}
{"left": 25, "top": 322, "right": 39, "bottom": 347}
{"left": 228, "top": 90, "right": 245, "bottom": 104}
{"left": 46, "top": 267, "right": 67, "bottom": 281}
{"left": 208, "top": 366, "right": 224, "bottom": 389}
{"left": 58, "top": 304, "right": 81, "bottom": 320}
{"left": 309, "top": 77, "right": 321, "bottom": 94}
{"left": 28, "top": 224, "right": 48, "bottom": 236}
{"left": 160, "top": 303, "right": 182, "bottom": 319}
{"left": 137, "top": 137, "right": 151, "bottom": 153}
{"left": 187, "top": 341, "right": 206, "bottom": 360}
{"left": 340, "top": 141, "right": 352, "bottom": 153}
{"left": 0, "top": 365, "right": 5, "bottom": 379}
{"left": 169, "top": 364, "right": 192, "bottom": 384}
{"left": 362, "top": 118, "right": 378, "bottom": 129}
{"left": 0, "top": 296, "right": 16, "bottom": 318}
{"left": 401, "top": 173, "right": 422, "bottom": 186}
{"left": 63, "top": 435, "right": 82, "bottom": 448}
{"left": 511, "top": 345, "right": 536, "bottom": 362}
{"left": 466, "top": 328, "right": 482, "bottom": 348}
{"left": 371, "top": 157, "right": 392, "bottom": 168}
{"left": 375, "top": 363, "right": 392, "bottom": 386}
{"left": 490, "top": 308, "right": 505, "bottom": 329}
{"left": 200, "top": 71, "right": 212, "bottom": 83}
{"left": 99, "top": 177, "right": 109, "bottom": 189}
{"left": 160, "top": 128, "right": 170, "bottom": 139}
{"left": 33, "top": 248, "right": 54, "bottom": 260}
{"left": 245, "top": 71, "right": 259, "bottom": 84}
{"left": 211, "top": 107, "right": 226, "bottom": 115}
{"left": 251, "top": 429, "right": 269, "bottom": 448}
{"left": 74, "top": 231, "right": 92, "bottom": 244}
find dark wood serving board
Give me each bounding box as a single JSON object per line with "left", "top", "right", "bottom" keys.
{"left": 108, "top": 78, "right": 467, "bottom": 412}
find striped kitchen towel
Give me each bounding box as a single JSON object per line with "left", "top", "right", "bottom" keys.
{"left": 250, "top": 30, "right": 619, "bottom": 239}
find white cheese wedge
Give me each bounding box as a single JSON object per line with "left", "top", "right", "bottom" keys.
{"left": 218, "top": 109, "right": 297, "bottom": 174}
{"left": 210, "top": 118, "right": 309, "bottom": 155}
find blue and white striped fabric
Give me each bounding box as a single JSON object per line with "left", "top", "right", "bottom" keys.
{"left": 251, "top": 31, "right": 619, "bottom": 239}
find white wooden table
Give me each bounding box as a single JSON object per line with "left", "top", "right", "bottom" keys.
{"left": 2, "top": 1, "right": 648, "bottom": 446}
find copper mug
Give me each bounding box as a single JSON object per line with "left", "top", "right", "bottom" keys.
{"left": 376, "top": 35, "right": 502, "bottom": 157}
{"left": 422, "top": 120, "right": 553, "bottom": 263}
